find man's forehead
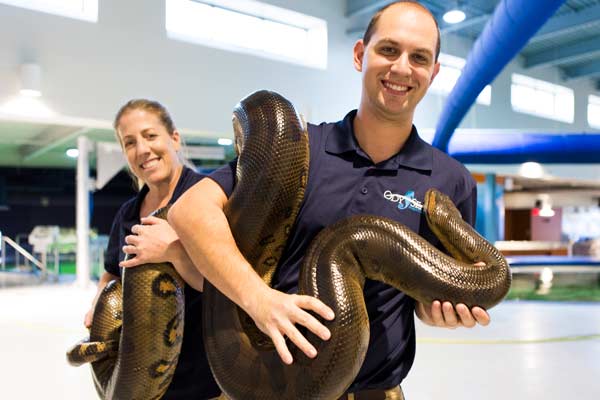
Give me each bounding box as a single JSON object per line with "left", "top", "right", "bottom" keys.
{"left": 371, "top": 5, "right": 437, "bottom": 45}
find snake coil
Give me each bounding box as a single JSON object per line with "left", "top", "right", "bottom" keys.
{"left": 67, "top": 207, "right": 185, "bottom": 400}
{"left": 202, "top": 90, "right": 512, "bottom": 400}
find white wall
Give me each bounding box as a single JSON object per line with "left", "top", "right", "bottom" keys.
{"left": 0, "top": 0, "right": 361, "bottom": 138}
{"left": 0, "top": 0, "right": 599, "bottom": 139}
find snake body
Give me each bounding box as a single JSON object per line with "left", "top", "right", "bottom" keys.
{"left": 67, "top": 207, "right": 185, "bottom": 400}
{"left": 202, "top": 90, "right": 512, "bottom": 399}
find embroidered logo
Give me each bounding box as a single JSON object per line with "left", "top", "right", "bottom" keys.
{"left": 383, "top": 190, "right": 423, "bottom": 213}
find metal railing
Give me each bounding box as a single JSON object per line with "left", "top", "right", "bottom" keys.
{"left": 1, "top": 235, "right": 46, "bottom": 276}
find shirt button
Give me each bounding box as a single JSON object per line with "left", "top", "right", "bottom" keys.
{"left": 361, "top": 187, "right": 368, "bottom": 194}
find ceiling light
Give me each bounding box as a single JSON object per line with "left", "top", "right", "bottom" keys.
{"left": 443, "top": 9, "right": 466, "bottom": 24}
{"left": 66, "top": 148, "right": 79, "bottom": 158}
{"left": 518, "top": 162, "right": 545, "bottom": 179}
{"left": 217, "top": 138, "right": 233, "bottom": 146}
{"left": 0, "top": 96, "right": 55, "bottom": 118}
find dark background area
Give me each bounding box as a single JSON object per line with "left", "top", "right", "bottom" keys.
{"left": 0, "top": 167, "right": 136, "bottom": 238}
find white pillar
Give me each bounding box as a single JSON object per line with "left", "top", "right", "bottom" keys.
{"left": 76, "top": 136, "right": 91, "bottom": 287}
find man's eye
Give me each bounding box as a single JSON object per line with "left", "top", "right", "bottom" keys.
{"left": 380, "top": 46, "right": 397, "bottom": 55}
{"left": 413, "top": 54, "right": 429, "bottom": 64}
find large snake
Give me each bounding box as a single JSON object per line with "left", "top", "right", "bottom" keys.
{"left": 202, "top": 90, "right": 512, "bottom": 400}
{"left": 67, "top": 207, "right": 185, "bottom": 400}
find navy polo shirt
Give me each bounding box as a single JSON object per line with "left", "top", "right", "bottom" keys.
{"left": 210, "top": 110, "right": 476, "bottom": 391}
{"left": 105, "top": 166, "right": 220, "bottom": 399}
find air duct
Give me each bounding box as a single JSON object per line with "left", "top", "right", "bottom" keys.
{"left": 432, "top": 0, "right": 567, "bottom": 153}
{"left": 448, "top": 132, "right": 600, "bottom": 164}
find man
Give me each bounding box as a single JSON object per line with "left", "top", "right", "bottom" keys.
{"left": 169, "top": 1, "right": 489, "bottom": 398}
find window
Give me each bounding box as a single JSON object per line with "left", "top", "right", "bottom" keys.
{"left": 429, "top": 53, "right": 491, "bottom": 106}
{"left": 511, "top": 73, "right": 574, "bottom": 123}
{"left": 588, "top": 94, "right": 600, "bottom": 129}
{"left": 165, "top": 0, "right": 328, "bottom": 69}
{"left": 0, "top": 0, "right": 97, "bottom": 22}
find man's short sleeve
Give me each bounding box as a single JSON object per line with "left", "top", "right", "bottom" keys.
{"left": 208, "top": 159, "right": 237, "bottom": 198}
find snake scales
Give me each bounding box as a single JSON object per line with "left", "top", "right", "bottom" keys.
{"left": 67, "top": 207, "right": 185, "bottom": 400}
{"left": 66, "top": 90, "right": 511, "bottom": 400}
{"left": 202, "top": 90, "right": 511, "bottom": 399}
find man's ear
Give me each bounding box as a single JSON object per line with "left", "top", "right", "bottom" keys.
{"left": 353, "top": 39, "right": 365, "bottom": 72}
{"left": 429, "top": 61, "right": 441, "bottom": 85}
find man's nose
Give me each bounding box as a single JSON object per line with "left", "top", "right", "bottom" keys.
{"left": 390, "top": 53, "right": 411, "bottom": 77}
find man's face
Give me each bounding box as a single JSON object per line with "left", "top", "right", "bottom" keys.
{"left": 354, "top": 4, "right": 440, "bottom": 122}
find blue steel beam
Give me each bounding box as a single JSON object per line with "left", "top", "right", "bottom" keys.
{"left": 563, "top": 59, "right": 600, "bottom": 81}
{"left": 432, "top": 0, "right": 566, "bottom": 154}
{"left": 524, "top": 36, "right": 600, "bottom": 69}
{"left": 529, "top": 3, "right": 600, "bottom": 44}
{"left": 448, "top": 132, "right": 600, "bottom": 164}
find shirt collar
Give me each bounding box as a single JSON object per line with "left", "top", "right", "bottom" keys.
{"left": 123, "top": 165, "right": 192, "bottom": 220}
{"left": 325, "top": 110, "right": 433, "bottom": 171}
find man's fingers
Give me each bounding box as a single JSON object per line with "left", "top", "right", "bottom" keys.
{"left": 282, "top": 322, "right": 317, "bottom": 359}
{"left": 455, "top": 303, "right": 475, "bottom": 328}
{"left": 471, "top": 306, "right": 490, "bottom": 326}
{"left": 441, "top": 301, "right": 459, "bottom": 328}
{"left": 269, "top": 330, "right": 293, "bottom": 365}
{"left": 295, "top": 295, "right": 335, "bottom": 320}
{"left": 293, "top": 308, "right": 331, "bottom": 341}
{"left": 430, "top": 300, "right": 444, "bottom": 326}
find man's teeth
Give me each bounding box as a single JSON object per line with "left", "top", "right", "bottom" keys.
{"left": 385, "top": 82, "right": 408, "bottom": 91}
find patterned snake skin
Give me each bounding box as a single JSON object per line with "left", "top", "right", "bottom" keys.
{"left": 66, "top": 207, "right": 185, "bottom": 400}
{"left": 202, "top": 90, "right": 512, "bottom": 400}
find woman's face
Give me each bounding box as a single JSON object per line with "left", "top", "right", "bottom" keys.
{"left": 116, "top": 109, "right": 182, "bottom": 187}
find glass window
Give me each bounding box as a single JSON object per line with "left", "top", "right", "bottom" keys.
{"left": 165, "top": 0, "right": 327, "bottom": 69}
{"left": 429, "top": 53, "right": 492, "bottom": 106}
{"left": 0, "top": 0, "right": 98, "bottom": 22}
{"left": 511, "top": 73, "right": 574, "bottom": 123}
{"left": 588, "top": 94, "right": 600, "bottom": 129}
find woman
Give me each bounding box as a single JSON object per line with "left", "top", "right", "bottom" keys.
{"left": 84, "top": 99, "right": 220, "bottom": 399}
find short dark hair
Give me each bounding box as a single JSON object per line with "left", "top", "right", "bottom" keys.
{"left": 362, "top": 0, "right": 441, "bottom": 62}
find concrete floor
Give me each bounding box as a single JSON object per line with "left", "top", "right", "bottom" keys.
{"left": 0, "top": 283, "right": 599, "bottom": 399}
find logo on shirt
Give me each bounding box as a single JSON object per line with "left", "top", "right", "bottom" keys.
{"left": 383, "top": 190, "right": 423, "bottom": 213}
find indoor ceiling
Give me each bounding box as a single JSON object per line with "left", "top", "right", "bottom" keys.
{"left": 346, "top": 0, "right": 600, "bottom": 89}
{"left": 0, "top": 113, "right": 229, "bottom": 169}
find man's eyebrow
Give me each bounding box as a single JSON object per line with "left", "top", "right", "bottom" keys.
{"left": 374, "top": 38, "right": 434, "bottom": 57}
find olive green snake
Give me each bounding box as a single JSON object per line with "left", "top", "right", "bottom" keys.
{"left": 67, "top": 90, "right": 511, "bottom": 400}
{"left": 66, "top": 207, "right": 185, "bottom": 400}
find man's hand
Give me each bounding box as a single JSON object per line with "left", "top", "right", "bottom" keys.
{"left": 247, "top": 286, "right": 335, "bottom": 365}
{"left": 415, "top": 300, "right": 490, "bottom": 328}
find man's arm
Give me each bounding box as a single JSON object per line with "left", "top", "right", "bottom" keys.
{"left": 168, "top": 177, "right": 334, "bottom": 364}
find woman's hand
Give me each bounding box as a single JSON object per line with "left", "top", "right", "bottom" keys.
{"left": 120, "top": 216, "right": 177, "bottom": 268}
